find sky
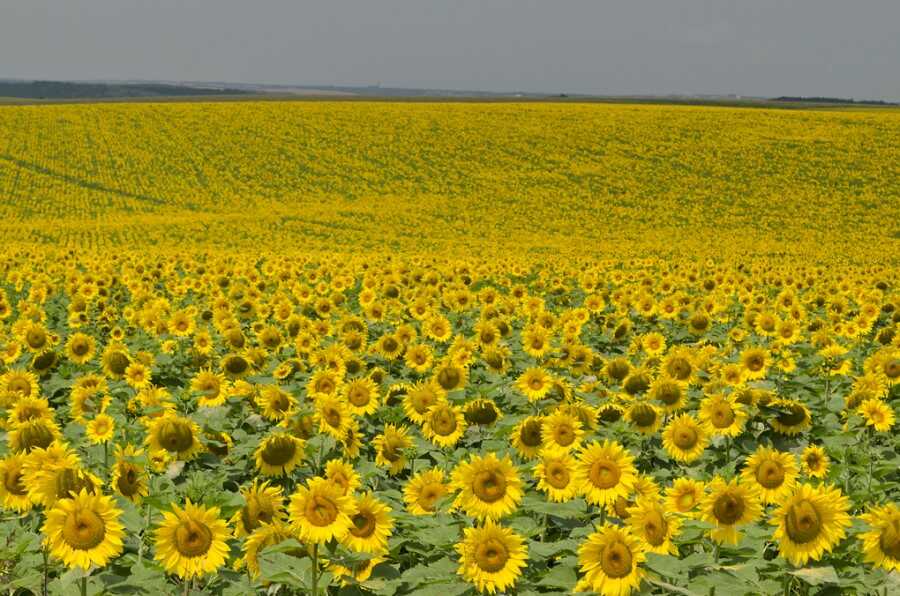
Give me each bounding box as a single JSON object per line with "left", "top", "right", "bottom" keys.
{"left": 2, "top": 0, "right": 899, "bottom": 100}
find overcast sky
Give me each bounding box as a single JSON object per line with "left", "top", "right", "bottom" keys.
{"left": 2, "top": 0, "right": 899, "bottom": 100}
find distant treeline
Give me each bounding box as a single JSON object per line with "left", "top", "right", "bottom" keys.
{"left": 773, "top": 96, "right": 897, "bottom": 106}
{"left": 0, "top": 80, "right": 250, "bottom": 99}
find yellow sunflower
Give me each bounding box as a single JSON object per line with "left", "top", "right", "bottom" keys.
{"left": 42, "top": 489, "right": 124, "bottom": 570}
{"left": 110, "top": 445, "right": 149, "bottom": 504}
{"left": 768, "top": 398, "right": 812, "bottom": 436}
{"left": 8, "top": 418, "right": 62, "bottom": 453}
{"left": 145, "top": 413, "right": 204, "bottom": 461}
{"left": 340, "top": 492, "right": 394, "bottom": 554}
{"left": 288, "top": 476, "right": 356, "bottom": 544}
{"left": 664, "top": 477, "right": 705, "bottom": 518}
{"left": 344, "top": 377, "right": 380, "bottom": 417}
{"left": 455, "top": 519, "right": 528, "bottom": 594}
{"left": 154, "top": 500, "right": 231, "bottom": 579}
{"left": 230, "top": 480, "right": 286, "bottom": 538}
{"left": 800, "top": 445, "right": 830, "bottom": 479}
{"left": 576, "top": 524, "right": 645, "bottom": 596}
{"left": 541, "top": 409, "right": 584, "bottom": 453}
{"left": 85, "top": 413, "right": 115, "bottom": 444}
{"left": 451, "top": 452, "right": 523, "bottom": 521}
{"left": 404, "top": 469, "right": 450, "bottom": 515}
{"left": 661, "top": 414, "right": 709, "bottom": 463}
{"left": 626, "top": 402, "right": 662, "bottom": 435}
{"left": 190, "top": 369, "right": 229, "bottom": 408}
{"left": 770, "top": 483, "right": 850, "bottom": 566}
{"left": 255, "top": 385, "right": 296, "bottom": 422}
{"left": 626, "top": 497, "right": 682, "bottom": 555}
{"left": 510, "top": 415, "right": 544, "bottom": 460}
{"left": 577, "top": 440, "right": 637, "bottom": 506}
{"left": 65, "top": 332, "right": 96, "bottom": 364}
{"left": 421, "top": 402, "right": 467, "bottom": 448}
{"left": 373, "top": 424, "right": 413, "bottom": 475}
{"left": 859, "top": 502, "right": 900, "bottom": 572}
{"left": 698, "top": 393, "right": 747, "bottom": 437}
{"left": 741, "top": 446, "right": 798, "bottom": 504}
{"left": 315, "top": 394, "right": 353, "bottom": 440}
{"left": 739, "top": 347, "right": 771, "bottom": 380}
{"left": 324, "top": 459, "right": 362, "bottom": 496}
{"left": 515, "top": 367, "right": 554, "bottom": 401}
{"left": 533, "top": 450, "right": 581, "bottom": 502}
{"left": 858, "top": 398, "right": 895, "bottom": 432}
{"left": 701, "top": 477, "right": 763, "bottom": 545}
{"left": 239, "top": 522, "right": 295, "bottom": 578}
{"left": 253, "top": 432, "right": 305, "bottom": 477}
{"left": 0, "top": 454, "right": 33, "bottom": 512}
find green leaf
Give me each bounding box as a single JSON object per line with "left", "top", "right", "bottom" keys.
{"left": 537, "top": 564, "right": 577, "bottom": 589}
{"left": 790, "top": 566, "right": 840, "bottom": 586}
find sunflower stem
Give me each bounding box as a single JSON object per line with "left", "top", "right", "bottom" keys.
{"left": 183, "top": 578, "right": 192, "bottom": 596}
{"left": 311, "top": 543, "right": 320, "bottom": 596}
{"left": 42, "top": 546, "right": 49, "bottom": 596}
{"left": 80, "top": 576, "right": 87, "bottom": 596}
{"left": 103, "top": 441, "right": 109, "bottom": 473}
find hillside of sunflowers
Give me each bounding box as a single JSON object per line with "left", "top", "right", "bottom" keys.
{"left": 0, "top": 100, "right": 898, "bottom": 596}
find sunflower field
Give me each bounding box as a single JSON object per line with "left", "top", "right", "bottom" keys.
{"left": 0, "top": 100, "right": 899, "bottom": 596}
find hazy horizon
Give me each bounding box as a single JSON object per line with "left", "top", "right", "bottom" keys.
{"left": 2, "top": 1, "right": 899, "bottom": 101}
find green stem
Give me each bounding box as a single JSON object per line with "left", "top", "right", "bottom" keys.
{"left": 311, "top": 543, "right": 320, "bottom": 596}
{"left": 783, "top": 574, "right": 792, "bottom": 596}
{"left": 42, "top": 546, "right": 49, "bottom": 596}
{"left": 81, "top": 576, "right": 87, "bottom": 596}
{"left": 183, "top": 578, "right": 192, "bottom": 596}
{"left": 103, "top": 441, "right": 109, "bottom": 473}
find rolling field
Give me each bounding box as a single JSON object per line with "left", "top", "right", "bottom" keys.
{"left": 0, "top": 101, "right": 898, "bottom": 595}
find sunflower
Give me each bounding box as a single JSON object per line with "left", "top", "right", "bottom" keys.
{"left": 314, "top": 394, "right": 353, "bottom": 440}
{"left": 230, "top": 480, "right": 286, "bottom": 538}
{"left": 0, "top": 454, "right": 33, "bottom": 512}
{"left": 698, "top": 393, "right": 746, "bottom": 437}
{"left": 288, "top": 476, "right": 356, "bottom": 544}
{"left": 515, "top": 367, "right": 553, "bottom": 401}
{"left": 339, "top": 377, "right": 378, "bottom": 417}
{"left": 577, "top": 440, "right": 637, "bottom": 506}
{"left": 330, "top": 554, "right": 387, "bottom": 586}
{"left": 576, "top": 524, "right": 645, "bottom": 596}
{"left": 648, "top": 378, "right": 687, "bottom": 413}
{"left": 741, "top": 446, "right": 799, "bottom": 504}
{"left": 110, "top": 445, "right": 148, "bottom": 504}
{"left": 239, "top": 522, "right": 295, "bottom": 578}
{"left": 541, "top": 409, "right": 584, "bottom": 452}
{"left": 451, "top": 452, "right": 523, "bottom": 521}
{"left": 800, "top": 445, "right": 829, "bottom": 479}
{"left": 533, "top": 450, "right": 581, "bottom": 502}
{"left": 0, "top": 369, "right": 39, "bottom": 399}
{"left": 510, "top": 416, "right": 544, "bottom": 459}
{"left": 154, "top": 500, "right": 231, "bottom": 579}
{"left": 7, "top": 395, "right": 53, "bottom": 427}
{"left": 626, "top": 402, "right": 662, "bottom": 435}
{"left": 373, "top": 424, "right": 413, "bottom": 475}
{"left": 455, "top": 520, "right": 528, "bottom": 594}
{"left": 43, "top": 489, "right": 124, "bottom": 570}
{"left": 859, "top": 502, "right": 900, "bottom": 571}
{"left": 190, "top": 369, "right": 229, "bottom": 408}
{"left": 340, "top": 492, "right": 394, "bottom": 554}
{"left": 29, "top": 456, "right": 103, "bottom": 508}
{"left": 701, "top": 477, "right": 763, "bottom": 545}
{"left": 433, "top": 360, "right": 468, "bottom": 392}
{"left": 626, "top": 497, "right": 682, "bottom": 555}
{"left": 664, "top": 478, "right": 705, "bottom": 517}
{"left": 858, "top": 398, "right": 895, "bottom": 432}
{"left": 739, "top": 347, "right": 771, "bottom": 380}
{"left": 254, "top": 432, "right": 305, "bottom": 477}
{"left": 70, "top": 386, "right": 112, "bottom": 424}
{"left": 768, "top": 398, "right": 812, "bottom": 435}
{"left": 8, "top": 417, "right": 62, "bottom": 453}
{"left": 422, "top": 403, "right": 467, "bottom": 448}
{"left": 65, "top": 332, "right": 96, "bottom": 364}
{"left": 220, "top": 352, "right": 252, "bottom": 379}
{"left": 641, "top": 332, "right": 667, "bottom": 356}
{"left": 324, "top": 459, "right": 361, "bottom": 496}
{"left": 403, "top": 380, "right": 446, "bottom": 424}
{"left": 464, "top": 399, "right": 502, "bottom": 427}
{"left": 522, "top": 325, "right": 552, "bottom": 359}
{"left": 771, "top": 483, "right": 850, "bottom": 566}
{"left": 404, "top": 469, "right": 450, "bottom": 515}
{"left": 145, "top": 413, "right": 204, "bottom": 461}
{"left": 661, "top": 414, "right": 709, "bottom": 463}
{"left": 85, "top": 413, "right": 115, "bottom": 444}
{"left": 661, "top": 347, "right": 696, "bottom": 385}
{"left": 101, "top": 343, "right": 131, "bottom": 379}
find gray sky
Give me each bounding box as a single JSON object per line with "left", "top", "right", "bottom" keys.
{"left": 2, "top": 0, "right": 899, "bottom": 100}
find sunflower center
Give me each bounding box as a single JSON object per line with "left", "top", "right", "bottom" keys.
{"left": 643, "top": 509, "right": 668, "bottom": 546}
{"left": 879, "top": 520, "right": 900, "bottom": 560}
{"left": 777, "top": 404, "right": 807, "bottom": 426}
{"left": 474, "top": 537, "right": 509, "bottom": 573}
{"left": 630, "top": 404, "right": 657, "bottom": 427}
{"left": 472, "top": 470, "right": 507, "bottom": 503}
{"left": 673, "top": 426, "right": 698, "bottom": 449}
{"left": 3, "top": 468, "right": 27, "bottom": 496}
{"left": 713, "top": 493, "right": 745, "bottom": 525}
{"left": 62, "top": 509, "right": 106, "bottom": 550}
{"left": 305, "top": 495, "right": 339, "bottom": 527}
{"left": 72, "top": 341, "right": 90, "bottom": 356}
{"left": 600, "top": 540, "right": 633, "bottom": 578}
{"left": 437, "top": 368, "right": 461, "bottom": 390}
{"left": 107, "top": 352, "right": 130, "bottom": 376}
{"left": 225, "top": 356, "right": 249, "bottom": 375}
{"left": 711, "top": 403, "right": 735, "bottom": 427}
{"left": 323, "top": 406, "right": 342, "bottom": 428}
{"left": 26, "top": 328, "right": 47, "bottom": 349}
{"left": 431, "top": 409, "right": 457, "bottom": 436}
{"left": 382, "top": 337, "right": 399, "bottom": 353}
{"left": 746, "top": 355, "right": 764, "bottom": 371}
{"left": 554, "top": 424, "right": 575, "bottom": 446}
{"left": 883, "top": 359, "right": 900, "bottom": 379}
{"left": 261, "top": 437, "right": 297, "bottom": 466}
{"left": 56, "top": 469, "right": 96, "bottom": 500}
{"left": 545, "top": 461, "right": 570, "bottom": 489}
{"left": 116, "top": 465, "right": 141, "bottom": 497}
{"left": 784, "top": 499, "right": 821, "bottom": 544}
{"left": 174, "top": 519, "right": 214, "bottom": 557}
{"left": 8, "top": 377, "right": 32, "bottom": 396}
{"left": 667, "top": 357, "right": 692, "bottom": 380}
{"left": 348, "top": 387, "right": 371, "bottom": 407}
{"left": 756, "top": 460, "right": 785, "bottom": 489}
{"left": 418, "top": 484, "right": 444, "bottom": 511}
{"left": 520, "top": 420, "right": 543, "bottom": 447}
{"left": 350, "top": 511, "right": 376, "bottom": 538}
{"left": 589, "top": 460, "right": 621, "bottom": 489}
{"left": 19, "top": 422, "right": 55, "bottom": 451}
{"left": 676, "top": 492, "right": 696, "bottom": 511}
{"left": 159, "top": 419, "right": 194, "bottom": 453}
{"left": 656, "top": 383, "right": 681, "bottom": 405}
